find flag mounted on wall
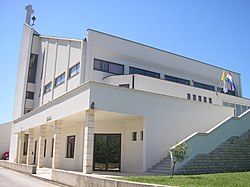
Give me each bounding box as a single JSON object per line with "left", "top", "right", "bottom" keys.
{"left": 220, "top": 70, "right": 236, "bottom": 93}
{"left": 221, "top": 70, "right": 228, "bottom": 93}
{"left": 226, "top": 71, "right": 236, "bottom": 91}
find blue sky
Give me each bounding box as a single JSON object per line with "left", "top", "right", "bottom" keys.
{"left": 0, "top": 0, "right": 250, "bottom": 123}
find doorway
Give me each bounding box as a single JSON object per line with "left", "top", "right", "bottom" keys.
{"left": 93, "top": 134, "right": 121, "bottom": 171}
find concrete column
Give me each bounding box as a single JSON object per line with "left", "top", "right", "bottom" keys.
{"left": 52, "top": 121, "right": 62, "bottom": 169}
{"left": 37, "top": 125, "right": 46, "bottom": 168}
{"left": 26, "top": 128, "right": 34, "bottom": 165}
{"left": 17, "top": 131, "right": 25, "bottom": 164}
{"left": 83, "top": 110, "right": 95, "bottom": 174}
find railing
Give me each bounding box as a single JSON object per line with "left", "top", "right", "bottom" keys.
{"left": 170, "top": 109, "right": 250, "bottom": 171}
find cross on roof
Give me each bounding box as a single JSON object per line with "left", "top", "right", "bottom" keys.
{"left": 25, "top": 5, "right": 34, "bottom": 25}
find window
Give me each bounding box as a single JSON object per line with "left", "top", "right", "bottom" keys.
{"left": 223, "top": 102, "right": 229, "bottom": 107}
{"left": 26, "top": 91, "right": 34, "bottom": 99}
{"left": 209, "top": 98, "right": 212, "bottom": 104}
{"left": 198, "top": 96, "right": 202, "bottom": 102}
{"left": 203, "top": 97, "right": 207, "bottom": 103}
{"left": 27, "top": 54, "right": 38, "bottom": 83}
{"left": 94, "top": 59, "right": 124, "bottom": 75}
{"left": 129, "top": 67, "right": 160, "bottom": 79}
{"left": 132, "top": 132, "right": 137, "bottom": 141}
{"left": 242, "top": 106, "right": 248, "bottom": 113}
{"left": 44, "top": 82, "right": 52, "bottom": 94}
{"left": 194, "top": 82, "right": 214, "bottom": 91}
{"left": 164, "top": 75, "right": 190, "bottom": 85}
{"left": 51, "top": 138, "right": 54, "bottom": 158}
{"left": 140, "top": 131, "right": 143, "bottom": 141}
{"left": 187, "top": 93, "right": 191, "bottom": 100}
{"left": 66, "top": 135, "right": 75, "bottom": 158}
{"left": 44, "top": 139, "right": 47, "bottom": 157}
{"left": 119, "top": 84, "right": 130, "bottom": 88}
{"left": 236, "top": 104, "right": 242, "bottom": 116}
{"left": 55, "top": 73, "right": 65, "bottom": 87}
{"left": 193, "top": 94, "right": 197, "bottom": 101}
{"left": 23, "top": 134, "right": 29, "bottom": 156}
{"left": 69, "top": 63, "right": 80, "bottom": 78}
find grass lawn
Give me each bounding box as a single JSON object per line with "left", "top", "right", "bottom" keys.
{"left": 118, "top": 172, "right": 250, "bottom": 187}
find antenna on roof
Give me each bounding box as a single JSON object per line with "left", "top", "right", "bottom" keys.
{"left": 25, "top": 4, "right": 35, "bottom": 26}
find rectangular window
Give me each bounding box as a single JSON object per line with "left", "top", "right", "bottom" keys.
{"left": 55, "top": 73, "right": 65, "bottom": 87}
{"left": 119, "top": 84, "right": 130, "bottom": 88}
{"left": 203, "top": 97, "right": 207, "bottom": 103}
{"left": 23, "top": 134, "right": 29, "bottom": 156}
{"left": 44, "top": 82, "right": 52, "bottom": 94}
{"left": 94, "top": 59, "right": 124, "bottom": 75}
{"left": 129, "top": 67, "right": 160, "bottom": 79}
{"left": 27, "top": 54, "right": 38, "bottom": 83}
{"left": 66, "top": 135, "right": 75, "bottom": 158}
{"left": 132, "top": 132, "right": 137, "bottom": 141}
{"left": 242, "top": 106, "right": 247, "bottom": 113}
{"left": 223, "top": 102, "right": 229, "bottom": 107}
{"left": 236, "top": 104, "right": 242, "bottom": 116}
{"left": 209, "top": 98, "right": 212, "bottom": 104}
{"left": 69, "top": 63, "right": 80, "bottom": 78}
{"left": 187, "top": 93, "right": 191, "bottom": 100}
{"left": 194, "top": 82, "right": 214, "bottom": 91}
{"left": 193, "top": 94, "right": 197, "bottom": 101}
{"left": 164, "top": 75, "right": 190, "bottom": 85}
{"left": 51, "top": 138, "right": 54, "bottom": 158}
{"left": 140, "top": 131, "right": 143, "bottom": 141}
{"left": 44, "top": 139, "right": 47, "bottom": 157}
{"left": 26, "top": 91, "right": 34, "bottom": 99}
{"left": 198, "top": 96, "right": 202, "bottom": 102}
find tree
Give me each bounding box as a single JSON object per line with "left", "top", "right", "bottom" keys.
{"left": 170, "top": 141, "right": 188, "bottom": 177}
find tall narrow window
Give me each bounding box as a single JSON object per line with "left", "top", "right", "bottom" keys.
{"left": 44, "top": 139, "right": 47, "bottom": 157}
{"left": 203, "top": 97, "right": 207, "bottom": 103}
{"left": 51, "top": 138, "right": 54, "bottom": 158}
{"left": 23, "top": 134, "right": 29, "bottom": 155}
{"left": 187, "top": 93, "right": 191, "bottom": 100}
{"left": 132, "top": 132, "right": 137, "bottom": 141}
{"left": 66, "top": 135, "right": 75, "bottom": 158}
{"left": 69, "top": 63, "right": 80, "bottom": 78}
{"left": 27, "top": 54, "right": 38, "bottom": 83}
{"left": 193, "top": 94, "right": 197, "bottom": 101}
{"left": 198, "top": 96, "right": 202, "bottom": 102}
{"left": 140, "top": 131, "right": 143, "bottom": 141}
{"left": 209, "top": 98, "right": 212, "bottom": 104}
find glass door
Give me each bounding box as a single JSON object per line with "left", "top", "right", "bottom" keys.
{"left": 93, "top": 134, "right": 121, "bottom": 171}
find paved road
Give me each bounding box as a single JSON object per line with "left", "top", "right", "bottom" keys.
{"left": 0, "top": 166, "right": 62, "bottom": 187}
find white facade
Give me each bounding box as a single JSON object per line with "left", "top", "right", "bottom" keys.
{"left": 10, "top": 18, "right": 250, "bottom": 174}
{"left": 0, "top": 122, "right": 11, "bottom": 157}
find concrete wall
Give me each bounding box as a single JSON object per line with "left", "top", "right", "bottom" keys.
{"left": 86, "top": 29, "right": 242, "bottom": 96}
{"left": 174, "top": 109, "right": 250, "bottom": 171}
{"left": 52, "top": 169, "right": 166, "bottom": 187}
{"left": 13, "top": 24, "right": 34, "bottom": 119}
{"left": 0, "top": 160, "right": 36, "bottom": 174}
{"left": 39, "top": 38, "right": 84, "bottom": 105}
{"left": 90, "top": 82, "right": 234, "bottom": 171}
{"left": 95, "top": 117, "right": 144, "bottom": 173}
{"left": 0, "top": 122, "right": 11, "bottom": 156}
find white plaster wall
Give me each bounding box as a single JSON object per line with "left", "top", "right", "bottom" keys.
{"left": 60, "top": 122, "right": 83, "bottom": 171}
{"left": 13, "top": 24, "right": 33, "bottom": 119}
{"left": 90, "top": 83, "right": 234, "bottom": 171}
{"left": 86, "top": 30, "right": 242, "bottom": 96}
{"left": 0, "top": 122, "right": 12, "bottom": 156}
{"left": 94, "top": 118, "right": 143, "bottom": 173}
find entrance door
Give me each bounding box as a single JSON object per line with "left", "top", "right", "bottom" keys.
{"left": 93, "top": 134, "right": 121, "bottom": 171}
{"left": 33, "top": 140, "right": 38, "bottom": 165}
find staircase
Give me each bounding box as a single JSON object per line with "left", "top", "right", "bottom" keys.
{"left": 177, "top": 129, "right": 250, "bottom": 174}
{"left": 148, "top": 156, "right": 172, "bottom": 174}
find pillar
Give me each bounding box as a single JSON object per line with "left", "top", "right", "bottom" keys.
{"left": 26, "top": 128, "right": 34, "bottom": 165}
{"left": 52, "top": 121, "right": 62, "bottom": 169}
{"left": 37, "top": 125, "right": 46, "bottom": 168}
{"left": 83, "top": 110, "right": 95, "bottom": 174}
{"left": 17, "top": 131, "right": 25, "bottom": 164}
